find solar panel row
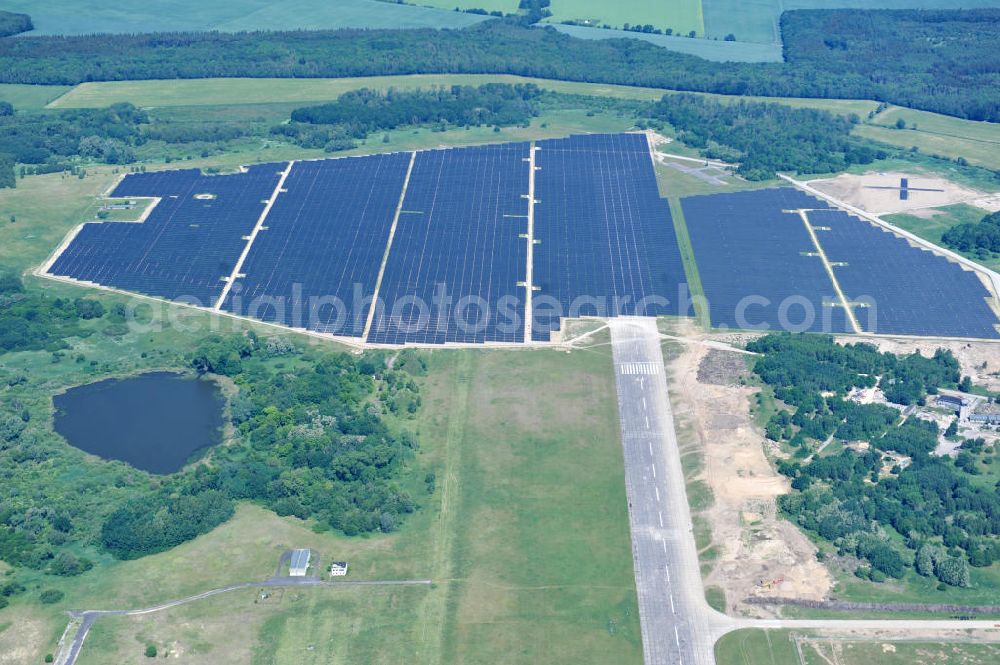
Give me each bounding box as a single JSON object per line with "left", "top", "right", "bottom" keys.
{"left": 682, "top": 187, "right": 1000, "bottom": 339}
{"left": 223, "top": 154, "right": 412, "bottom": 337}
{"left": 531, "top": 133, "right": 686, "bottom": 341}
{"left": 809, "top": 209, "right": 1000, "bottom": 339}
{"left": 682, "top": 188, "right": 854, "bottom": 334}
{"left": 368, "top": 142, "right": 530, "bottom": 344}
{"left": 49, "top": 163, "right": 285, "bottom": 305}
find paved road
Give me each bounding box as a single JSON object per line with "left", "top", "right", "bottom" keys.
{"left": 610, "top": 318, "right": 731, "bottom": 665}
{"left": 56, "top": 578, "right": 432, "bottom": 665}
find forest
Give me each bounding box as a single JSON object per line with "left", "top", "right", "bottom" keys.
{"left": 643, "top": 95, "right": 884, "bottom": 180}
{"left": 941, "top": 211, "right": 1000, "bottom": 256}
{"left": 0, "top": 9, "right": 997, "bottom": 121}
{"left": 0, "top": 11, "right": 31, "bottom": 38}
{"left": 749, "top": 334, "right": 999, "bottom": 588}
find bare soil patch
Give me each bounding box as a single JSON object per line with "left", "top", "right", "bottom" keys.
{"left": 667, "top": 325, "right": 831, "bottom": 617}
{"left": 808, "top": 171, "right": 984, "bottom": 215}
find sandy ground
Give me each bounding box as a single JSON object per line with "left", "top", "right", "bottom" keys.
{"left": 667, "top": 324, "right": 832, "bottom": 618}
{"left": 808, "top": 171, "right": 990, "bottom": 215}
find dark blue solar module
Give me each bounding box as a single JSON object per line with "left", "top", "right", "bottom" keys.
{"left": 682, "top": 188, "right": 853, "bottom": 334}
{"left": 223, "top": 154, "right": 411, "bottom": 337}
{"left": 48, "top": 163, "right": 286, "bottom": 305}
{"left": 367, "top": 143, "right": 530, "bottom": 344}
{"left": 809, "top": 209, "right": 1000, "bottom": 339}
{"left": 530, "top": 133, "right": 686, "bottom": 341}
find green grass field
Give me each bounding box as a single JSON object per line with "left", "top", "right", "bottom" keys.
{"left": 46, "top": 74, "right": 879, "bottom": 118}
{"left": 0, "top": 0, "right": 486, "bottom": 35}
{"left": 716, "top": 629, "right": 1000, "bottom": 665}
{"left": 544, "top": 0, "right": 703, "bottom": 35}
{"left": 855, "top": 105, "right": 1000, "bottom": 171}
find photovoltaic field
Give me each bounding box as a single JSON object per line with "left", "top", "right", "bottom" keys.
{"left": 682, "top": 188, "right": 1000, "bottom": 339}
{"left": 45, "top": 134, "right": 1000, "bottom": 344}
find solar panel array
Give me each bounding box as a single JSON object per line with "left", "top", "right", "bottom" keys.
{"left": 223, "top": 154, "right": 411, "bottom": 337}
{"left": 531, "top": 133, "right": 687, "bottom": 341}
{"left": 368, "top": 143, "right": 530, "bottom": 344}
{"left": 49, "top": 163, "right": 285, "bottom": 305}
{"left": 46, "top": 137, "right": 1000, "bottom": 345}
{"left": 682, "top": 188, "right": 853, "bottom": 334}
{"left": 809, "top": 209, "right": 1000, "bottom": 339}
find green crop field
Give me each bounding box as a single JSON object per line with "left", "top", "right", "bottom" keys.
{"left": 0, "top": 0, "right": 486, "bottom": 35}
{"left": 544, "top": 0, "right": 703, "bottom": 35}
{"left": 46, "top": 74, "right": 879, "bottom": 118}
{"left": 0, "top": 84, "right": 73, "bottom": 111}
{"left": 703, "top": 0, "right": 1000, "bottom": 44}
{"left": 549, "top": 24, "right": 783, "bottom": 62}
{"left": 413, "top": 0, "right": 519, "bottom": 12}
{"left": 854, "top": 105, "right": 1000, "bottom": 172}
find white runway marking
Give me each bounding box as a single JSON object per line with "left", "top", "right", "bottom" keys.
{"left": 651, "top": 464, "right": 656, "bottom": 478}
{"left": 670, "top": 594, "right": 676, "bottom": 614}
{"left": 655, "top": 487, "right": 660, "bottom": 502}
{"left": 658, "top": 511, "right": 664, "bottom": 527}
{"left": 674, "top": 626, "right": 681, "bottom": 646}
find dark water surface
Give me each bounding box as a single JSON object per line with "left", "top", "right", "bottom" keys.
{"left": 53, "top": 372, "right": 225, "bottom": 474}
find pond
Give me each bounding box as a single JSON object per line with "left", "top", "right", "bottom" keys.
{"left": 53, "top": 371, "right": 225, "bottom": 474}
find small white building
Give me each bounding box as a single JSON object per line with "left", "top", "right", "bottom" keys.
{"left": 329, "top": 561, "right": 348, "bottom": 577}
{"left": 289, "top": 549, "right": 311, "bottom": 577}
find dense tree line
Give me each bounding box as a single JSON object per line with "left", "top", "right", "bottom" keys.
{"left": 751, "top": 334, "right": 995, "bottom": 587}
{"left": 941, "top": 211, "right": 1000, "bottom": 256}
{"left": 0, "top": 11, "right": 31, "bottom": 38}
{"left": 782, "top": 9, "right": 1000, "bottom": 124}
{"left": 291, "top": 83, "right": 540, "bottom": 136}
{"left": 0, "top": 10, "right": 997, "bottom": 120}
{"left": 643, "top": 95, "right": 884, "bottom": 180}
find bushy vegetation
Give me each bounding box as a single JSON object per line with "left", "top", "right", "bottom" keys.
{"left": 290, "top": 83, "right": 540, "bottom": 138}
{"left": 0, "top": 11, "right": 32, "bottom": 38}
{"left": 0, "top": 11, "right": 998, "bottom": 120}
{"left": 0, "top": 267, "right": 107, "bottom": 352}
{"left": 750, "top": 334, "right": 998, "bottom": 587}
{"left": 941, "top": 211, "right": 1000, "bottom": 257}
{"left": 100, "top": 491, "right": 235, "bottom": 559}
{"left": 643, "top": 95, "right": 884, "bottom": 180}
{"left": 0, "top": 102, "right": 147, "bottom": 187}
{"left": 189, "top": 335, "right": 422, "bottom": 537}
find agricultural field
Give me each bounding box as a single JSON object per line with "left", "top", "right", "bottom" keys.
{"left": 43, "top": 74, "right": 878, "bottom": 117}
{"left": 855, "top": 106, "right": 1000, "bottom": 171}
{"left": 0, "top": 0, "right": 486, "bottom": 35}
{"left": 0, "top": 84, "right": 71, "bottom": 111}
{"left": 543, "top": 0, "right": 703, "bottom": 35}
{"left": 412, "top": 0, "right": 518, "bottom": 12}
{"left": 548, "top": 24, "right": 783, "bottom": 62}
{"left": 702, "top": 0, "right": 1000, "bottom": 44}
{"left": 716, "top": 629, "right": 1000, "bottom": 665}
